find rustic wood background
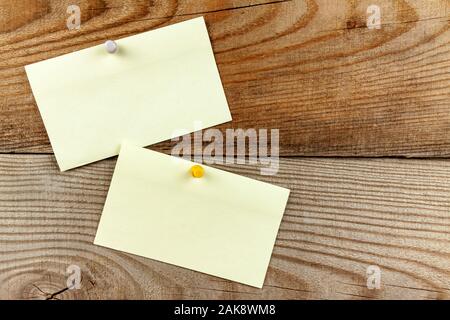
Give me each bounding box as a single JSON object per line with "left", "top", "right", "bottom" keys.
{"left": 0, "top": 0, "right": 449, "bottom": 299}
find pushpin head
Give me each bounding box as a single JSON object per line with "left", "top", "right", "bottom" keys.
{"left": 190, "top": 165, "right": 204, "bottom": 178}
{"left": 105, "top": 40, "right": 118, "bottom": 54}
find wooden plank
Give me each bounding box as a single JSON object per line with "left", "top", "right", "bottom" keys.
{"left": 0, "top": 0, "right": 282, "bottom": 153}
{"left": 0, "top": 0, "right": 448, "bottom": 156}
{"left": 1, "top": 154, "right": 450, "bottom": 299}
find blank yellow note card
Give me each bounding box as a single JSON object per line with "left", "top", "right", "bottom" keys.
{"left": 94, "top": 143, "right": 290, "bottom": 288}
{"left": 25, "top": 17, "right": 231, "bottom": 171}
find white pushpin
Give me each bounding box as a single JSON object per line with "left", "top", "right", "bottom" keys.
{"left": 105, "top": 40, "right": 118, "bottom": 54}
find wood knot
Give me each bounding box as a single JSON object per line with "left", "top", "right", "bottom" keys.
{"left": 346, "top": 19, "right": 358, "bottom": 29}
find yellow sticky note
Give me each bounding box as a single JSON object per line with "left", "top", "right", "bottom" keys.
{"left": 25, "top": 17, "right": 231, "bottom": 171}
{"left": 94, "top": 143, "right": 290, "bottom": 288}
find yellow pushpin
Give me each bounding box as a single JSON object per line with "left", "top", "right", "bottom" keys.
{"left": 190, "top": 165, "right": 204, "bottom": 178}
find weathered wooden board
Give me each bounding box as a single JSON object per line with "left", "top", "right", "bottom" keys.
{"left": 0, "top": 0, "right": 448, "bottom": 156}
{"left": 1, "top": 0, "right": 449, "bottom": 301}
{"left": 1, "top": 155, "right": 449, "bottom": 299}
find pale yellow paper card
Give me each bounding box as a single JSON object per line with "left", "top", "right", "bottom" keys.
{"left": 25, "top": 17, "right": 231, "bottom": 171}
{"left": 94, "top": 143, "right": 290, "bottom": 288}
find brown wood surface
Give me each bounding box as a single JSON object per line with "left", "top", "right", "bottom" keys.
{"left": 1, "top": 0, "right": 450, "bottom": 300}
{"left": 1, "top": 155, "right": 450, "bottom": 299}
{"left": 0, "top": 0, "right": 448, "bottom": 156}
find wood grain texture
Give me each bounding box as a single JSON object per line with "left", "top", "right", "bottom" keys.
{"left": 0, "top": 0, "right": 448, "bottom": 156}
{"left": 1, "top": 154, "right": 450, "bottom": 300}
{"left": 1, "top": 0, "right": 449, "bottom": 301}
